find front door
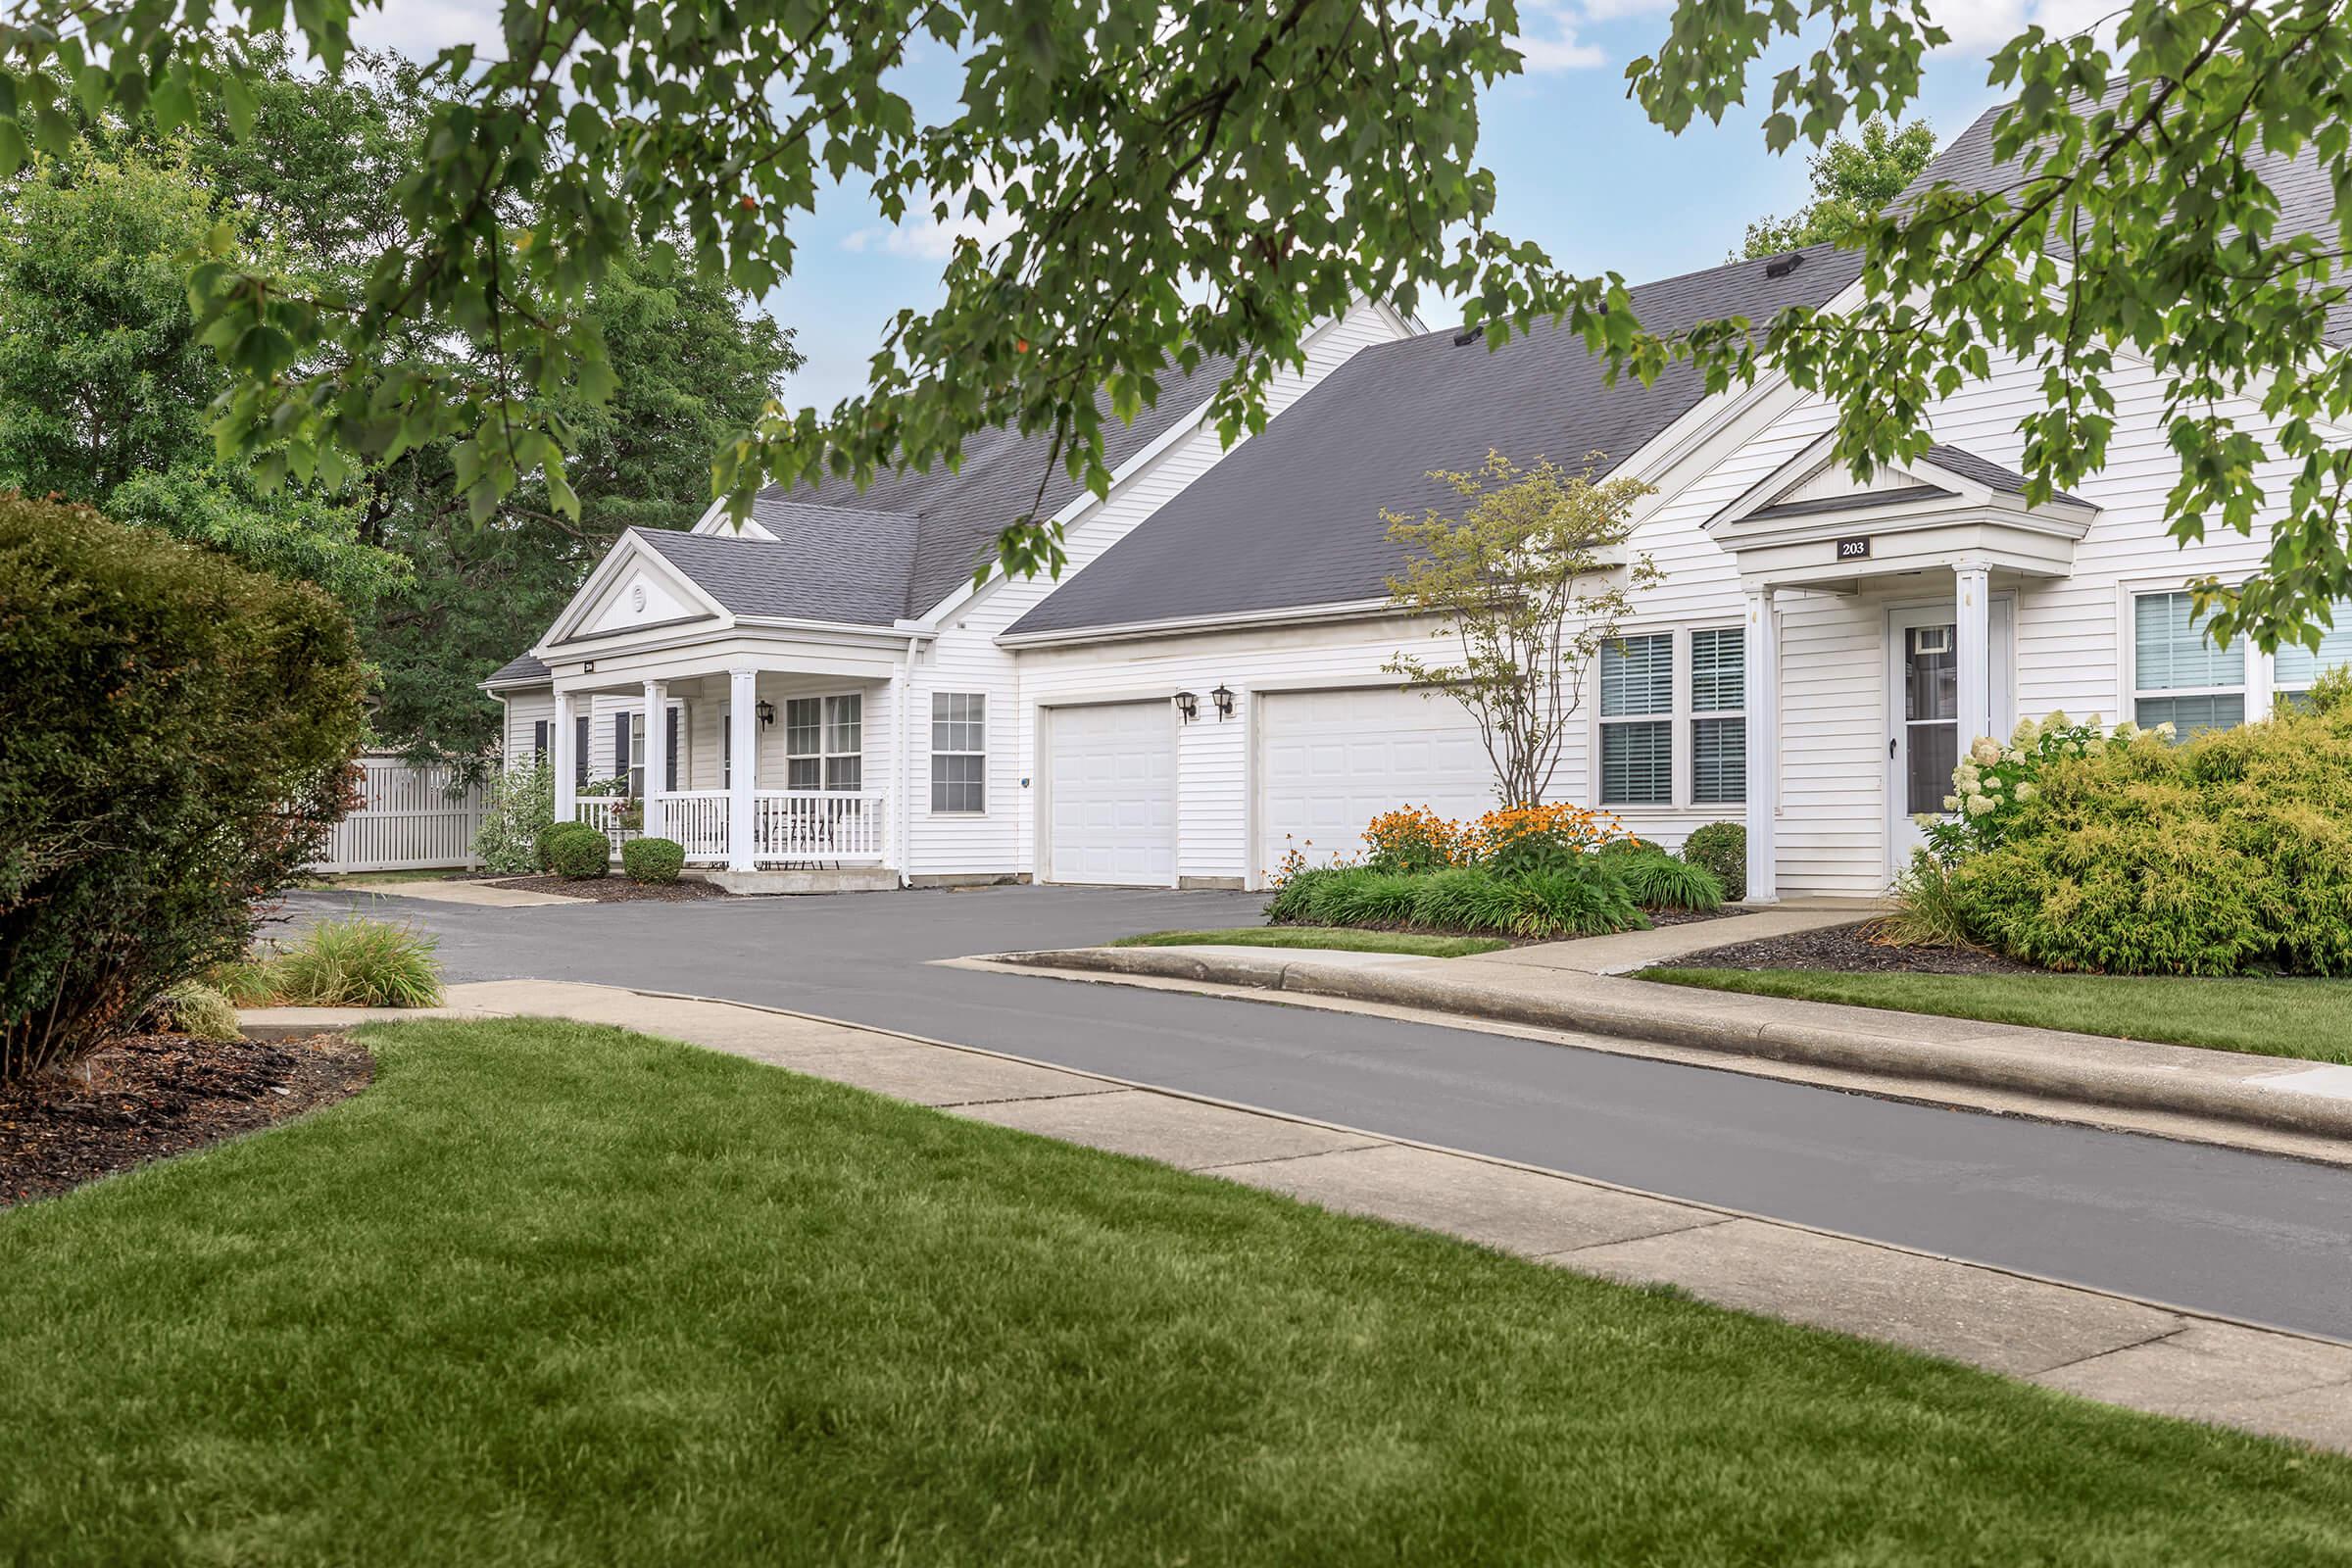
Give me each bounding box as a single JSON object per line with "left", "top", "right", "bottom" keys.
{"left": 1886, "top": 599, "right": 2012, "bottom": 870}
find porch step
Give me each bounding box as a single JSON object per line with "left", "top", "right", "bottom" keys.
{"left": 683, "top": 866, "right": 900, "bottom": 896}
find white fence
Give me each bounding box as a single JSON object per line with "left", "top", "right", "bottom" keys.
{"left": 311, "top": 757, "right": 486, "bottom": 874}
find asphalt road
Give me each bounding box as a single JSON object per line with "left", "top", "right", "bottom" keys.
{"left": 284, "top": 882, "right": 2352, "bottom": 1341}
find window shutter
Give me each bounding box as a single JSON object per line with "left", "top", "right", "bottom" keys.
{"left": 665, "top": 708, "right": 680, "bottom": 791}
{"left": 613, "top": 712, "right": 631, "bottom": 786}
{"left": 574, "top": 715, "right": 590, "bottom": 788}
{"left": 533, "top": 719, "right": 550, "bottom": 759}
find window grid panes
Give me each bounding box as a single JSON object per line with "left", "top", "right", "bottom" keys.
{"left": 2274, "top": 598, "right": 2352, "bottom": 705}
{"left": 2132, "top": 592, "right": 2244, "bottom": 738}
{"left": 785, "top": 694, "right": 862, "bottom": 791}
{"left": 930, "top": 693, "right": 987, "bottom": 812}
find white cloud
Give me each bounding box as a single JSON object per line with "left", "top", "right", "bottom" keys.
{"left": 347, "top": 0, "right": 505, "bottom": 58}
{"left": 842, "top": 169, "right": 1026, "bottom": 261}
{"left": 1512, "top": 0, "right": 1608, "bottom": 72}
{"left": 1929, "top": 0, "right": 2124, "bottom": 55}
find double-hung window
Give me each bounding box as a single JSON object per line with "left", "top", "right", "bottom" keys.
{"left": 786, "top": 695, "right": 863, "bottom": 791}
{"left": 1690, "top": 626, "right": 1746, "bottom": 806}
{"left": 1599, "top": 633, "right": 1675, "bottom": 806}
{"left": 2132, "top": 591, "right": 2244, "bottom": 737}
{"left": 930, "top": 693, "right": 987, "bottom": 812}
{"left": 2272, "top": 599, "right": 2352, "bottom": 710}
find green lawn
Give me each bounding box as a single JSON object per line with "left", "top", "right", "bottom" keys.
{"left": 1642, "top": 967, "right": 2352, "bottom": 1064}
{"left": 2, "top": 1018, "right": 2347, "bottom": 1564}
{"left": 1111, "top": 925, "right": 1509, "bottom": 957}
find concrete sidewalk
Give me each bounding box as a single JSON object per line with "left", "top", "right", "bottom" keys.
{"left": 980, "top": 942, "right": 2352, "bottom": 1160}
{"left": 243, "top": 980, "right": 2352, "bottom": 1452}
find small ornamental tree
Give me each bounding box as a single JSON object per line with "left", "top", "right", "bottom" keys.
{"left": 1384, "top": 452, "right": 1660, "bottom": 807}
{"left": 0, "top": 495, "right": 365, "bottom": 1081}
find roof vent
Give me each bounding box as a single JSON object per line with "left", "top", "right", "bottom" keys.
{"left": 1451, "top": 323, "right": 1485, "bottom": 347}
{"left": 1764, "top": 251, "right": 1805, "bottom": 279}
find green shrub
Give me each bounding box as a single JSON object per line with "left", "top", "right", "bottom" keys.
{"left": 476, "top": 756, "right": 555, "bottom": 876}
{"left": 0, "top": 497, "right": 366, "bottom": 1083}
{"left": 271, "top": 917, "right": 444, "bottom": 1008}
{"left": 536, "top": 816, "right": 598, "bottom": 873}
{"left": 1942, "top": 703, "right": 2352, "bottom": 974}
{"left": 1872, "top": 852, "right": 1977, "bottom": 949}
{"left": 1617, "top": 850, "right": 1724, "bottom": 912}
{"left": 1408, "top": 867, "right": 1502, "bottom": 931}
{"left": 546, "top": 822, "right": 612, "bottom": 879}
{"left": 1318, "top": 870, "right": 1424, "bottom": 926}
{"left": 151, "top": 981, "right": 243, "bottom": 1043}
{"left": 205, "top": 956, "right": 282, "bottom": 1008}
{"left": 622, "top": 836, "right": 686, "bottom": 885}
{"left": 1278, "top": 859, "right": 1645, "bottom": 940}
{"left": 1680, "top": 821, "right": 1746, "bottom": 903}
{"left": 1265, "top": 867, "right": 1334, "bottom": 924}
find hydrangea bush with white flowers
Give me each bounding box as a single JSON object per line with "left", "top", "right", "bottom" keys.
{"left": 1918, "top": 711, "right": 2173, "bottom": 864}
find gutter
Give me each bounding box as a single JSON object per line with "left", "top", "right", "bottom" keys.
{"left": 998, "top": 597, "right": 1400, "bottom": 650}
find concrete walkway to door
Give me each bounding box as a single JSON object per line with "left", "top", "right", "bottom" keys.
{"left": 246, "top": 979, "right": 2352, "bottom": 1454}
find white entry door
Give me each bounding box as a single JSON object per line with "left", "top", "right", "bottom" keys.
{"left": 1257, "top": 686, "right": 1494, "bottom": 879}
{"left": 1887, "top": 599, "right": 2012, "bottom": 869}
{"left": 1046, "top": 701, "right": 1177, "bottom": 885}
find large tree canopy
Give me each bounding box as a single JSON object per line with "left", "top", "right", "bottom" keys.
{"left": 1737, "top": 115, "right": 1936, "bottom": 261}
{"left": 5, "top": 1, "right": 2352, "bottom": 650}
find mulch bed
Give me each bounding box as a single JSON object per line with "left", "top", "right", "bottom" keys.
{"left": 0, "top": 1032, "right": 373, "bottom": 1207}
{"left": 489, "top": 875, "right": 727, "bottom": 903}
{"left": 1666, "top": 920, "right": 2045, "bottom": 976}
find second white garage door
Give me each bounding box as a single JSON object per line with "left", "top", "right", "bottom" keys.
{"left": 1046, "top": 701, "right": 1177, "bottom": 885}
{"left": 1258, "top": 687, "right": 1494, "bottom": 871}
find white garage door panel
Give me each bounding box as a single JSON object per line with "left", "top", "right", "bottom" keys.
{"left": 1048, "top": 702, "right": 1177, "bottom": 885}
{"left": 1259, "top": 688, "right": 1494, "bottom": 870}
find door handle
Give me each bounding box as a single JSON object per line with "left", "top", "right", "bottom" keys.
{"left": 1889, "top": 737, "right": 1898, "bottom": 758}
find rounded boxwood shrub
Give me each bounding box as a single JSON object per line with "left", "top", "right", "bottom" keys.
{"left": 1680, "top": 821, "right": 1746, "bottom": 903}
{"left": 535, "top": 814, "right": 593, "bottom": 872}
{"left": 546, "top": 822, "right": 612, "bottom": 879}
{"left": 0, "top": 496, "right": 365, "bottom": 1082}
{"left": 1947, "top": 695, "right": 2352, "bottom": 974}
{"left": 622, "top": 836, "right": 686, "bottom": 885}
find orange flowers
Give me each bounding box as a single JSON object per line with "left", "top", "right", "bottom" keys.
{"left": 1467, "top": 802, "right": 1629, "bottom": 862}
{"left": 1360, "top": 802, "right": 1632, "bottom": 874}
{"left": 1363, "top": 807, "right": 1471, "bottom": 873}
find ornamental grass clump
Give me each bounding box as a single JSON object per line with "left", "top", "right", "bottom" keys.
{"left": 1615, "top": 850, "right": 1724, "bottom": 912}
{"left": 269, "top": 917, "right": 445, "bottom": 1008}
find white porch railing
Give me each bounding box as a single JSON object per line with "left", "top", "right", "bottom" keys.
{"left": 571, "top": 797, "right": 636, "bottom": 858}
{"left": 594, "top": 790, "right": 889, "bottom": 866}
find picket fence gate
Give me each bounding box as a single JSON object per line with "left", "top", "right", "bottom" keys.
{"left": 309, "top": 756, "right": 487, "bottom": 874}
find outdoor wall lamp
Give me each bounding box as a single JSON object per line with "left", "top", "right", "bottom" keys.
{"left": 756, "top": 698, "right": 776, "bottom": 730}
{"left": 1210, "top": 684, "right": 1236, "bottom": 720}
{"left": 1173, "top": 690, "right": 1199, "bottom": 722}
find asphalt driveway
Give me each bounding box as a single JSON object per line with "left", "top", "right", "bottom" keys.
{"left": 283, "top": 882, "right": 2352, "bottom": 1340}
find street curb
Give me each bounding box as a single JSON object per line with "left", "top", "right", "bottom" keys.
{"left": 990, "top": 947, "right": 2352, "bottom": 1145}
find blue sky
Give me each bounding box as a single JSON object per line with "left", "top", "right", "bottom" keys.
{"left": 352, "top": 2, "right": 2108, "bottom": 411}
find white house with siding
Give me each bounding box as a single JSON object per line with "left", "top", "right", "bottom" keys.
{"left": 484, "top": 108, "right": 2352, "bottom": 902}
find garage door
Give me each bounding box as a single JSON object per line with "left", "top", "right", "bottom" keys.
{"left": 1047, "top": 701, "right": 1177, "bottom": 885}
{"left": 1258, "top": 687, "right": 1494, "bottom": 872}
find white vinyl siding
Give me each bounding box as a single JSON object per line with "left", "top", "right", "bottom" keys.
{"left": 2132, "top": 591, "right": 2245, "bottom": 736}
{"left": 1599, "top": 633, "right": 1674, "bottom": 806}
{"left": 931, "top": 693, "right": 987, "bottom": 813}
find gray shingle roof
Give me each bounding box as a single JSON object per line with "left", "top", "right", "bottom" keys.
{"left": 632, "top": 355, "right": 1236, "bottom": 628}
{"left": 1919, "top": 443, "right": 2083, "bottom": 506}
{"left": 1007, "top": 245, "right": 1865, "bottom": 637}
{"left": 483, "top": 653, "right": 549, "bottom": 688}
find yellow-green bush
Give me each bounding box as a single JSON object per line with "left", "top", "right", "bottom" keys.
{"left": 1950, "top": 691, "right": 2352, "bottom": 975}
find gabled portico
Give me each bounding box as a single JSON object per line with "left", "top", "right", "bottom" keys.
{"left": 534, "top": 527, "right": 928, "bottom": 884}
{"left": 1705, "top": 438, "right": 2099, "bottom": 902}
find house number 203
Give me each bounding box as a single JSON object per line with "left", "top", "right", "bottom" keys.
{"left": 1835, "top": 536, "right": 1872, "bottom": 562}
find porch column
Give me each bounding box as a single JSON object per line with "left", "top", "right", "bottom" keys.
{"left": 1742, "top": 587, "right": 1779, "bottom": 906}
{"left": 727, "top": 667, "right": 759, "bottom": 872}
{"left": 1956, "top": 562, "right": 1993, "bottom": 750}
{"left": 642, "top": 679, "right": 667, "bottom": 841}
{"left": 553, "top": 688, "right": 578, "bottom": 824}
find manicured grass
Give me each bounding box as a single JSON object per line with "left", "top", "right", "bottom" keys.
{"left": 2, "top": 1018, "right": 2348, "bottom": 1564}
{"left": 1112, "top": 925, "right": 1510, "bottom": 957}
{"left": 1642, "top": 967, "right": 2352, "bottom": 1064}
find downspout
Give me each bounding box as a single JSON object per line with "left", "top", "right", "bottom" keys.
{"left": 897, "top": 633, "right": 920, "bottom": 887}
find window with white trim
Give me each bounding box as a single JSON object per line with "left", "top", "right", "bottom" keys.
{"left": 786, "top": 695, "right": 863, "bottom": 791}
{"left": 2132, "top": 591, "right": 2244, "bottom": 737}
{"left": 930, "top": 693, "right": 987, "bottom": 812}
{"left": 2272, "top": 599, "right": 2352, "bottom": 710}
{"left": 1690, "top": 626, "right": 1745, "bottom": 806}
{"left": 1599, "top": 633, "right": 1674, "bottom": 806}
